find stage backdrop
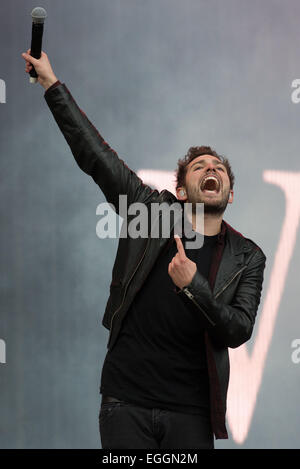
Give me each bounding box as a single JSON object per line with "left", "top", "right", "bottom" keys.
{"left": 1, "top": 0, "right": 300, "bottom": 449}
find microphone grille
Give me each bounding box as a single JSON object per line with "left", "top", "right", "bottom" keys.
{"left": 31, "top": 7, "right": 47, "bottom": 23}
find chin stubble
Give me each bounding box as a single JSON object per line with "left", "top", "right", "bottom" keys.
{"left": 187, "top": 186, "right": 230, "bottom": 216}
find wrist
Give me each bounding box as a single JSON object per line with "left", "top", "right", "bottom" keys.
{"left": 43, "top": 76, "right": 58, "bottom": 91}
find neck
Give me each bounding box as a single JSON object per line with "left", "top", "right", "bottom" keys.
{"left": 191, "top": 212, "right": 223, "bottom": 236}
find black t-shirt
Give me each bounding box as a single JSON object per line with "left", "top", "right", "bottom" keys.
{"left": 100, "top": 231, "right": 218, "bottom": 415}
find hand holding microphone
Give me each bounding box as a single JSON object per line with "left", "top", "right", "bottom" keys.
{"left": 22, "top": 49, "right": 58, "bottom": 90}
{"left": 21, "top": 7, "right": 58, "bottom": 91}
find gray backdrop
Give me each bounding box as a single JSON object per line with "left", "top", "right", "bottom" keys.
{"left": 1, "top": 0, "right": 299, "bottom": 449}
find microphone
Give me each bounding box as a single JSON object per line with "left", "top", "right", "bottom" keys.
{"left": 29, "top": 7, "right": 47, "bottom": 84}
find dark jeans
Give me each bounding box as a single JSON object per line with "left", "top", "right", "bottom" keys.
{"left": 99, "top": 397, "right": 214, "bottom": 449}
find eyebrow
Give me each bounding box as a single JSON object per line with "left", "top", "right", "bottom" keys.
{"left": 190, "top": 158, "right": 225, "bottom": 169}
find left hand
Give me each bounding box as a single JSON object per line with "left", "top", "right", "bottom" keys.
{"left": 168, "top": 235, "right": 197, "bottom": 289}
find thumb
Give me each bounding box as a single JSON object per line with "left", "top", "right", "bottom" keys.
{"left": 21, "top": 52, "right": 38, "bottom": 65}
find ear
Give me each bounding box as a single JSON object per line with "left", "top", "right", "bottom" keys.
{"left": 176, "top": 187, "right": 187, "bottom": 201}
{"left": 228, "top": 190, "right": 234, "bottom": 204}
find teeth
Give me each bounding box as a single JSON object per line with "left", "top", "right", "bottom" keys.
{"left": 201, "top": 175, "right": 220, "bottom": 191}
{"left": 205, "top": 176, "right": 218, "bottom": 182}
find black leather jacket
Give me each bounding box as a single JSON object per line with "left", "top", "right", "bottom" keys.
{"left": 44, "top": 83, "right": 266, "bottom": 439}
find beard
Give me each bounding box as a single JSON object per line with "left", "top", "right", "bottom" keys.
{"left": 186, "top": 185, "right": 231, "bottom": 216}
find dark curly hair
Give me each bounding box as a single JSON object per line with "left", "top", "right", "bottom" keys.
{"left": 175, "top": 145, "right": 235, "bottom": 190}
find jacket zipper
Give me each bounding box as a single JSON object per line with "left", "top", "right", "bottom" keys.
{"left": 108, "top": 238, "right": 151, "bottom": 348}
{"left": 182, "top": 287, "right": 217, "bottom": 326}
{"left": 213, "top": 248, "right": 258, "bottom": 300}
{"left": 214, "top": 265, "right": 248, "bottom": 299}
{"left": 182, "top": 264, "right": 248, "bottom": 325}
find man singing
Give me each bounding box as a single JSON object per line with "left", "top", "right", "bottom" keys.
{"left": 22, "top": 50, "right": 266, "bottom": 449}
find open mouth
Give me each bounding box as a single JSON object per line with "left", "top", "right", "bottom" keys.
{"left": 200, "top": 175, "right": 221, "bottom": 194}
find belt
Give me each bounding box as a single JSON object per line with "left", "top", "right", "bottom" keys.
{"left": 101, "top": 395, "right": 123, "bottom": 404}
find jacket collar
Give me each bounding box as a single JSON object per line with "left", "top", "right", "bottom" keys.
{"left": 212, "top": 220, "right": 253, "bottom": 296}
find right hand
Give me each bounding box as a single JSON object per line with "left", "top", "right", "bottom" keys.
{"left": 21, "top": 49, "right": 58, "bottom": 90}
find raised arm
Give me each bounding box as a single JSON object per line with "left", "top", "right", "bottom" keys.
{"left": 21, "top": 50, "right": 159, "bottom": 211}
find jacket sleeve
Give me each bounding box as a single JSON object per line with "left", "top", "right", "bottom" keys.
{"left": 177, "top": 248, "right": 266, "bottom": 348}
{"left": 44, "top": 83, "right": 159, "bottom": 211}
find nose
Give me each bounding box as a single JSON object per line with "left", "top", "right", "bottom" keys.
{"left": 205, "top": 161, "right": 216, "bottom": 172}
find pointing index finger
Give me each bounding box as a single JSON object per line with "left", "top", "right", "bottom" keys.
{"left": 174, "top": 235, "right": 186, "bottom": 258}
